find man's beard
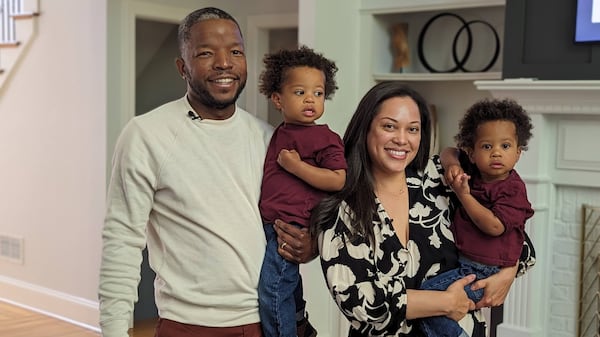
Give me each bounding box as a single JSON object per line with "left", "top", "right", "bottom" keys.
{"left": 190, "top": 79, "right": 246, "bottom": 110}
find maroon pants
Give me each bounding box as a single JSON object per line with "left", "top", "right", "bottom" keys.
{"left": 154, "top": 318, "right": 263, "bottom": 337}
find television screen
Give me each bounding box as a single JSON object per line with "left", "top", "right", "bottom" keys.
{"left": 576, "top": 0, "right": 600, "bottom": 42}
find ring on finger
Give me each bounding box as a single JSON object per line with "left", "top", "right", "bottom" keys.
{"left": 280, "top": 242, "right": 287, "bottom": 249}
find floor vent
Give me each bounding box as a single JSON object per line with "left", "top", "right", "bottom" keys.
{"left": 0, "top": 234, "right": 24, "bottom": 264}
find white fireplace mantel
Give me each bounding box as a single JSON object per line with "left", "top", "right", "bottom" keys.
{"left": 476, "top": 79, "right": 600, "bottom": 115}
{"left": 474, "top": 78, "right": 600, "bottom": 337}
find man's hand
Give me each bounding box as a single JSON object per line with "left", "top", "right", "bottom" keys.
{"left": 273, "top": 219, "right": 318, "bottom": 263}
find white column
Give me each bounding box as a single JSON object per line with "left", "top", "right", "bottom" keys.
{"left": 475, "top": 79, "right": 600, "bottom": 337}
{"left": 497, "top": 112, "right": 550, "bottom": 337}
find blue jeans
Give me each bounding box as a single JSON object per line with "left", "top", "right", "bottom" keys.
{"left": 258, "top": 223, "right": 306, "bottom": 337}
{"left": 420, "top": 256, "right": 500, "bottom": 337}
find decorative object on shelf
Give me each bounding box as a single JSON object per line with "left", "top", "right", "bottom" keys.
{"left": 451, "top": 20, "right": 500, "bottom": 73}
{"left": 390, "top": 23, "right": 409, "bottom": 72}
{"left": 417, "top": 12, "right": 500, "bottom": 73}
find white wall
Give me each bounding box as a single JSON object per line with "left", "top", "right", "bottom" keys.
{"left": 296, "top": 2, "right": 362, "bottom": 335}
{"left": 301, "top": 0, "right": 363, "bottom": 137}
{"left": 0, "top": 0, "right": 107, "bottom": 329}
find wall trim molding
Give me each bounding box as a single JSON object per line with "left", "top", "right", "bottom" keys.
{"left": 0, "top": 275, "right": 100, "bottom": 331}
{"left": 245, "top": 13, "right": 298, "bottom": 120}
{"left": 475, "top": 79, "right": 600, "bottom": 115}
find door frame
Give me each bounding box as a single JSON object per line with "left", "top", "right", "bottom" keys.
{"left": 245, "top": 13, "right": 298, "bottom": 120}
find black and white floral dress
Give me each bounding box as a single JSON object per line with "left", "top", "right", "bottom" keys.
{"left": 318, "top": 156, "right": 535, "bottom": 337}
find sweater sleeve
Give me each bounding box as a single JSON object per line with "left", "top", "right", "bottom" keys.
{"left": 98, "top": 120, "right": 159, "bottom": 337}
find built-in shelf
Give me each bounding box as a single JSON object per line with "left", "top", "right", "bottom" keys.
{"left": 374, "top": 71, "right": 501, "bottom": 82}
{"left": 357, "top": 0, "right": 510, "bottom": 150}
{"left": 364, "top": 1, "right": 505, "bottom": 77}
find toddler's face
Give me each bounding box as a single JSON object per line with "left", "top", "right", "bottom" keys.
{"left": 271, "top": 66, "right": 325, "bottom": 125}
{"left": 468, "top": 120, "right": 521, "bottom": 182}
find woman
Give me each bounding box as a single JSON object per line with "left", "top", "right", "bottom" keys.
{"left": 310, "top": 82, "right": 535, "bottom": 336}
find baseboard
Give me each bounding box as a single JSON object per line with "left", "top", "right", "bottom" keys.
{"left": 497, "top": 323, "right": 542, "bottom": 337}
{"left": 0, "top": 275, "right": 100, "bottom": 332}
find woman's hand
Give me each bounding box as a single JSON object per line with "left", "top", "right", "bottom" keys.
{"left": 273, "top": 219, "right": 318, "bottom": 263}
{"left": 445, "top": 275, "right": 477, "bottom": 322}
{"left": 471, "top": 263, "right": 518, "bottom": 309}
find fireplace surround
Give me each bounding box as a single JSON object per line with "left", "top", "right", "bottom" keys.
{"left": 475, "top": 79, "right": 600, "bottom": 337}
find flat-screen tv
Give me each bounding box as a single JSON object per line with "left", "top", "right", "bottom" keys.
{"left": 575, "top": 0, "right": 600, "bottom": 42}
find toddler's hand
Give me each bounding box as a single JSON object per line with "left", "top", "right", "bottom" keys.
{"left": 444, "top": 164, "right": 464, "bottom": 186}
{"left": 277, "top": 149, "right": 301, "bottom": 172}
{"left": 451, "top": 173, "right": 471, "bottom": 195}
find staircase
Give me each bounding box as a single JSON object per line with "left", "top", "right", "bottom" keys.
{"left": 0, "top": 0, "right": 39, "bottom": 91}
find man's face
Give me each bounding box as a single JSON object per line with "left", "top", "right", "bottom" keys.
{"left": 177, "top": 19, "right": 247, "bottom": 118}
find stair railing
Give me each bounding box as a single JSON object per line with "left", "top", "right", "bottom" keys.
{"left": 1, "top": 0, "right": 22, "bottom": 44}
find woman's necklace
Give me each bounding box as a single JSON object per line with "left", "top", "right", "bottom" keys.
{"left": 376, "top": 185, "right": 406, "bottom": 197}
{"left": 376, "top": 188, "right": 409, "bottom": 242}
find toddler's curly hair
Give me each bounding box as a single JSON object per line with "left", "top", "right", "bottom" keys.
{"left": 259, "top": 45, "right": 338, "bottom": 99}
{"left": 455, "top": 98, "right": 533, "bottom": 151}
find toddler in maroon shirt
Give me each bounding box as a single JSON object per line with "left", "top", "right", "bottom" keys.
{"left": 421, "top": 98, "right": 535, "bottom": 337}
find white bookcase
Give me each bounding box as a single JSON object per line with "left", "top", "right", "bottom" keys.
{"left": 358, "top": 0, "right": 507, "bottom": 148}
{"left": 362, "top": 0, "right": 505, "bottom": 79}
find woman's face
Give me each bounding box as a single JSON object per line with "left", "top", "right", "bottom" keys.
{"left": 367, "top": 96, "right": 421, "bottom": 177}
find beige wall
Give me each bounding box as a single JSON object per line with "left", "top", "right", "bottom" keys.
{"left": 0, "top": 0, "right": 107, "bottom": 329}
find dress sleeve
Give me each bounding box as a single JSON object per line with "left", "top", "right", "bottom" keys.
{"left": 318, "top": 204, "right": 410, "bottom": 334}
{"left": 517, "top": 231, "right": 536, "bottom": 277}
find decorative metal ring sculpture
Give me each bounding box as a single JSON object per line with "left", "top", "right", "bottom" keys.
{"left": 417, "top": 12, "right": 500, "bottom": 73}
{"left": 451, "top": 19, "right": 500, "bottom": 72}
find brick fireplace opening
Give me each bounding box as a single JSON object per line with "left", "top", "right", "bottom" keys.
{"left": 474, "top": 79, "right": 600, "bottom": 337}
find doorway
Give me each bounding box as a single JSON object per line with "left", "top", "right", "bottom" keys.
{"left": 135, "top": 18, "right": 183, "bottom": 117}
{"left": 133, "top": 17, "right": 183, "bottom": 322}
{"left": 263, "top": 27, "right": 298, "bottom": 127}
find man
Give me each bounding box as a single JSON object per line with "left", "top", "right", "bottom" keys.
{"left": 99, "top": 7, "right": 315, "bottom": 337}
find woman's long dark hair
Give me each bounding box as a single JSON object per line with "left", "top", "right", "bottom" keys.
{"left": 310, "top": 81, "right": 432, "bottom": 243}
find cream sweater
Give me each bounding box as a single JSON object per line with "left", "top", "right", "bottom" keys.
{"left": 99, "top": 96, "right": 273, "bottom": 337}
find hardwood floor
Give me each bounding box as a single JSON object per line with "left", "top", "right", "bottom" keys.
{"left": 130, "top": 318, "right": 158, "bottom": 337}
{"left": 0, "top": 301, "right": 157, "bottom": 337}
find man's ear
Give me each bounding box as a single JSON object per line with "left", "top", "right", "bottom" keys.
{"left": 271, "top": 93, "right": 282, "bottom": 110}
{"left": 175, "top": 57, "right": 187, "bottom": 80}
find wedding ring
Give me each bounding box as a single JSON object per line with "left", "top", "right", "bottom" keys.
{"left": 280, "top": 242, "right": 287, "bottom": 249}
